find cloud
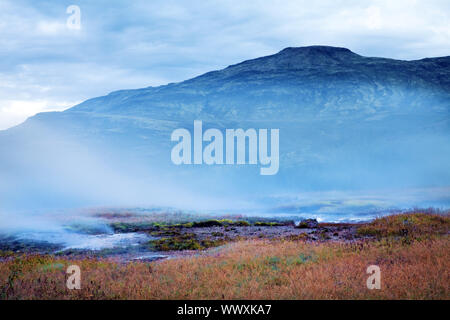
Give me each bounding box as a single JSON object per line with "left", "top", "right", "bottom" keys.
{"left": 365, "top": 6, "right": 382, "bottom": 30}
{"left": 0, "top": 99, "right": 74, "bottom": 129}
{"left": 36, "top": 20, "right": 67, "bottom": 35}
{"left": 0, "top": 0, "right": 449, "bottom": 129}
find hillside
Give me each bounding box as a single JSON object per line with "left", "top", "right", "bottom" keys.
{"left": 0, "top": 46, "right": 449, "bottom": 216}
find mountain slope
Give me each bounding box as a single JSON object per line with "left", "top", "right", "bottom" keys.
{"left": 69, "top": 45, "right": 450, "bottom": 120}
{"left": 1, "top": 46, "right": 449, "bottom": 215}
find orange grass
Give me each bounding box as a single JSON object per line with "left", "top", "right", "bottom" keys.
{"left": 0, "top": 237, "right": 448, "bottom": 299}
{"left": 1, "top": 212, "right": 449, "bottom": 300}
{"left": 357, "top": 212, "right": 449, "bottom": 238}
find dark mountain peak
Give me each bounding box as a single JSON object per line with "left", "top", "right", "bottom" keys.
{"left": 222, "top": 46, "right": 362, "bottom": 74}
{"left": 275, "top": 45, "right": 361, "bottom": 65}
{"left": 278, "top": 45, "right": 356, "bottom": 56}
{"left": 273, "top": 45, "right": 362, "bottom": 64}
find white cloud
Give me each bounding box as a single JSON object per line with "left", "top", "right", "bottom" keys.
{"left": 0, "top": 99, "right": 75, "bottom": 130}
{"left": 365, "top": 6, "right": 382, "bottom": 30}
{"left": 36, "top": 20, "right": 67, "bottom": 35}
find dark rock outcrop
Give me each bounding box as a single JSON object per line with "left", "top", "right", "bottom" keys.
{"left": 296, "top": 219, "right": 319, "bottom": 229}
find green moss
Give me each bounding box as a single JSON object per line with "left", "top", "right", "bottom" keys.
{"left": 181, "top": 222, "right": 194, "bottom": 228}
{"left": 254, "top": 221, "right": 283, "bottom": 227}
{"left": 201, "top": 239, "right": 225, "bottom": 249}
{"left": 180, "top": 219, "right": 251, "bottom": 228}
{"left": 217, "top": 219, "right": 234, "bottom": 225}
{"left": 112, "top": 218, "right": 254, "bottom": 232}
{"left": 149, "top": 233, "right": 225, "bottom": 251}
{"left": 192, "top": 220, "right": 224, "bottom": 228}
{"left": 110, "top": 222, "right": 155, "bottom": 233}
{"left": 0, "top": 250, "right": 14, "bottom": 258}
{"left": 151, "top": 228, "right": 182, "bottom": 237}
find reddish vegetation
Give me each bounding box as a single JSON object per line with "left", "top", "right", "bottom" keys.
{"left": 357, "top": 212, "right": 449, "bottom": 238}
{"left": 0, "top": 212, "right": 448, "bottom": 300}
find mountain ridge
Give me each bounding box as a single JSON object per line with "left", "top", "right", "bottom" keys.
{"left": 1, "top": 46, "right": 449, "bottom": 213}
{"left": 56, "top": 46, "right": 449, "bottom": 122}
{"left": 55, "top": 46, "right": 449, "bottom": 117}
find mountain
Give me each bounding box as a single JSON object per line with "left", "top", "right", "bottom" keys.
{"left": 69, "top": 45, "right": 450, "bottom": 119}
{"left": 1, "top": 46, "right": 449, "bottom": 216}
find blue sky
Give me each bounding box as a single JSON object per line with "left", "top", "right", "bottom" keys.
{"left": 0, "top": 0, "right": 449, "bottom": 129}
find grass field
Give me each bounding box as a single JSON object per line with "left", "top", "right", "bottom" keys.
{"left": 0, "top": 212, "right": 448, "bottom": 300}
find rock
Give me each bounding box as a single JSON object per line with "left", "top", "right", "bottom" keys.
{"left": 295, "top": 219, "right": 319, "bottom": 229}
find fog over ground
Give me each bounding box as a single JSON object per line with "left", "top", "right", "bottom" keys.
{"left": 0, "top": 1, "right": 449, "bottom": 246}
